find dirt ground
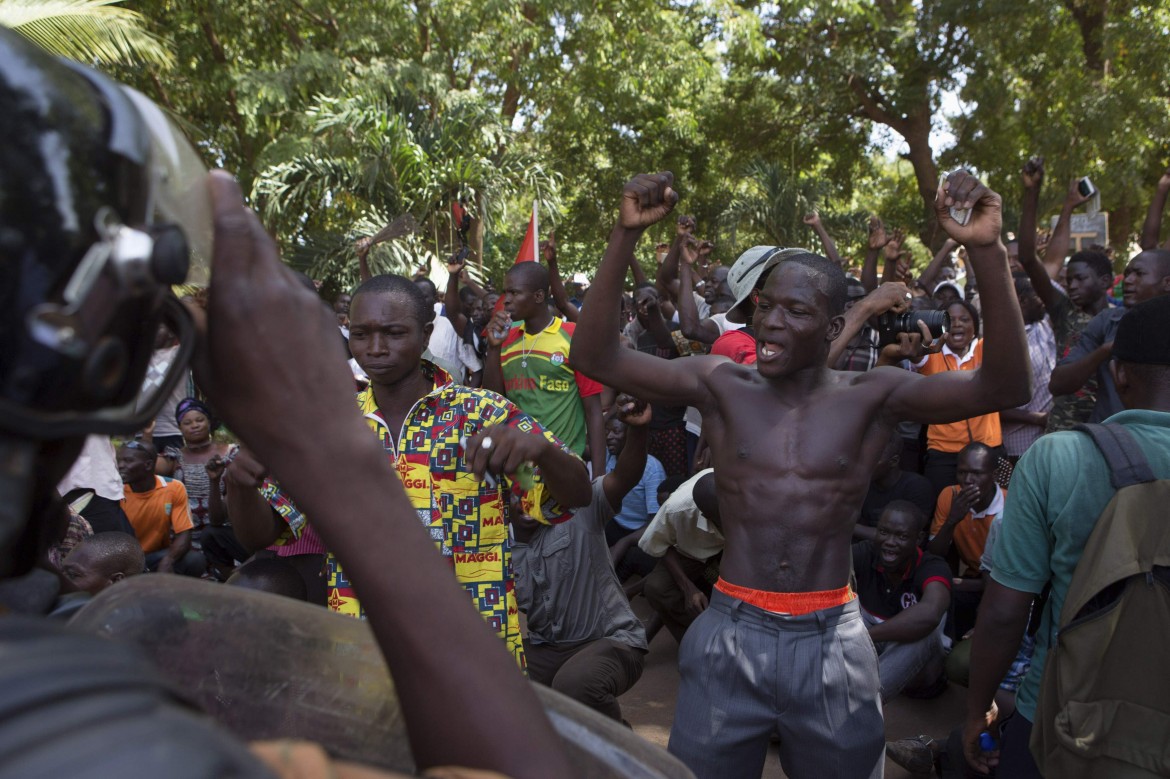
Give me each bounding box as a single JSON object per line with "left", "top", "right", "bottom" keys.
{"left": 616, "top": 601, "right": 967, "bottom": 778}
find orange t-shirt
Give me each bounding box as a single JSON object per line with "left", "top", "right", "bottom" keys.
{"left": 930, "top": 485, "right": 1005, "bottom": 572}
{"left": 915, "top": 340, "right": 1002, "bottom": 452}
{"left": 122, "top": 476, "right": 193, "bottom": 553}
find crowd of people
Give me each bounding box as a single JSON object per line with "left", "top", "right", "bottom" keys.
{"left": 5, "top": 27, "right": 1170, "bottom": 779}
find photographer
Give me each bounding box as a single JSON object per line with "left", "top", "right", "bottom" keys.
{"left": 827, "top": 281, "right": 918, "bottom": 369}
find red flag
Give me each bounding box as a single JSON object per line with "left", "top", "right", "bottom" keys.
{"left": 490, "top": 201, "right": 538, "bottom": 317}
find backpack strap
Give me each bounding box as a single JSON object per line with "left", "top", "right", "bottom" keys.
{"left": 1072, "top": 423, "right": 1157, "bottom": 488}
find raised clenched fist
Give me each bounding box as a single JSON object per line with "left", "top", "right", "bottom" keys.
{"left": 936, "top": 170, "right": 1003, "bottom": 248}
{"left": 1021, "top": 156, "right": 1044, "bottom": 189}
{"left": 614, "top": 393, "right": 652, "bottom": 427}
{"left": 541, "top": 230, "right": 557, "bottom": 262}
{"left": 619, "top": 172, "right": 678, "bottom": 230}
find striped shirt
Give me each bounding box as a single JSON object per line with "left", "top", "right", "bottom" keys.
{"left": 1003, "top": 317, "right": 1057, "bottom": 457}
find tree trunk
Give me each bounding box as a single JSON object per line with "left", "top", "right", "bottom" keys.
{"left": 1062, "top": 0, "right": 1107, "bottom": 76}
{"left": 847, "top": 73, "right": 941, "bottom": 248}
{"left": 472, "top": 192, "right": 486, "bottom": 278}
{"left": 1109, "top": 195, "right": 1134, "bottom": 269}
{"left": 499, "top": 3, "right": 539, "bottom": 124}
{"left": 900, "top": 114, "right": 942, "bottom": 250}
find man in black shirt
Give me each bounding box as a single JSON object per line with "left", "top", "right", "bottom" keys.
{"left": 856, "top": 432, "right": 937, "bottom": 540}
{"left": 852, "top": 501, "right": 952, "bottom": 702}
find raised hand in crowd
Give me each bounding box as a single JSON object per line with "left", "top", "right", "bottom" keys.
{"left": 881, "top": 228, "right": 910, "bottom": 285}
{"left": 354, "top": 236, "right": 374, "bottom": 282}
{"left": 937, "top": 170, "right": 1004, "bottom": 247}
{"left": 861, "top": 216, "right": 888, "bottom": 291}
{"left": 542, "top": 230, "right": 579, "bottom": 322}
{"left": 917, "top": 237, "right": 960, "bottom": 294}
{"left": 446, "top": 253, "right": 466, "bottom": 278}
{"left": 675, "top": 235, "right": 722, "bottom": 344}
{"left": 697, "top": 239, "right": 715, "bottom": 271}
{"left": 804, "top": 208, "right": 844, "bottom": 266}
{"left": 442, "top": 248, "right": 476, "bottom": 337}
{"left": 1023, "top": 168, "right": 1089, "bottom": 284}
{"left": 1017, "top": 155, "right": 1069, "bottom": 314}
{"left": 883, "top": 228, "right": 904, "bottom": 262}
{"left": 1140, "top": 164, "right": 1170, "bottom": 250}
{"left": 931, "top": 170, "right": 1029, "bottom": 400}
{"left": 620, "top": 173, "right": 680, "bottom": 230}
{"left": 652, "top": 213, "right": 693, "bottom": 309}
{"left": 1021, "top": 155, "right": 1044, "bottom": 189}
{"left": 868, "top": 216, "right": 889, "bottom": 250}
{"left": 1065, "top": 175, "right": 1095, "bottom": 210}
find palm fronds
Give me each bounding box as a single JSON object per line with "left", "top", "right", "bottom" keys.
{"left": 0, "top": 0, "right": 173, "bottom": 69}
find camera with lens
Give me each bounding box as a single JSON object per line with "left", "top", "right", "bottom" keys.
{"left": 877, "top": 310, "right": 950, "bottom": 347}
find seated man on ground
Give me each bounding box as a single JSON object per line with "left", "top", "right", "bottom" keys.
{"left": 117, "top": 441, "right": 205, "bottom": 577}
{"left": 929, "top": 441, "right": 1006, "bottom": 638}
{"left": 511, "top": 396, "right": 653, "bottom": 721}
{"left": 856, "top": 430, "right": 936, "bottom": 540}
{"left": 603, "top": 412, "right": 667, "bottom": 582}
{"left": 60, "top": 531, "right": 145, "bottom": 596}
{"left": 853, "top": 501, "right": 951, "bottom": 702}
{"left": 639, "top": 469, "right": 724, "bottom": 644}
{"left": 226, "top": 446, "right": 329, "bottom": 606}
{"left": 226, "top": 557, "right": 309, "bottom": 602}
{"left": 928, "top": 442, "right": 1004, "bottom": 575}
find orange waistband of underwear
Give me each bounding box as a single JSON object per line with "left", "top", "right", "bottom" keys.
{"left": 714, "top": 578, "right": 855, "bottom": 616}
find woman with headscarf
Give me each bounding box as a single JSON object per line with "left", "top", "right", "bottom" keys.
{"left": 157, "top": 398, "right": 247, "bottom": 578}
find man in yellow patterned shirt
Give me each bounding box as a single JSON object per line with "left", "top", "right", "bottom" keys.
{"left": 311, "top": 274, "right": 591, "bottom": 668}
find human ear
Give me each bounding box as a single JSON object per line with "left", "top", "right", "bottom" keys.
{"left": 1110, "top": 360, "right": 1127, "bottom": 396}
{"left": 826, "top": 314, "right": 846, "bottom": 342}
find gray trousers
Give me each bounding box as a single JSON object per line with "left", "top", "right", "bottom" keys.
{"left": 668, "top": 590, "right": 884, "bottom": 779}
{"left": 862, "top": 609, "right": 946, "bottom": 703}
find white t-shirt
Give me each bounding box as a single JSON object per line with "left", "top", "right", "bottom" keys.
{"left": 428, "top": 303, "right": 483, "bottom": 382}
{"left": 684, "top": 313, "right": 744, "bottom": 436}
{"left": 57, "top": 435, "right": 123, "bottom": 501}
{"left": 710, "top": 312, "right": 744, "bottom": 336}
